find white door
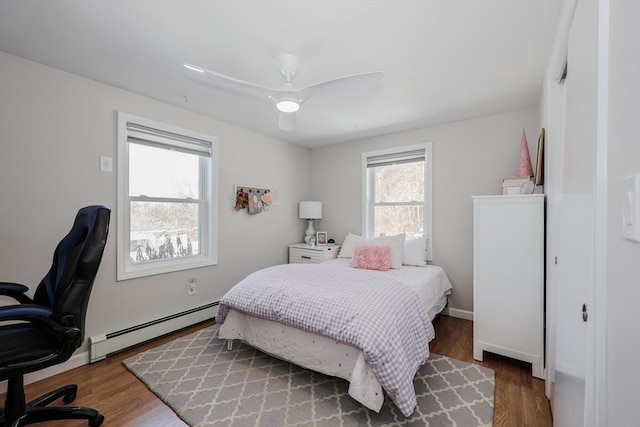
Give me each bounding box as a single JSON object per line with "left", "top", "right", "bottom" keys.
{"left": 543, "top": 59, "right": 565, "bottom": 402}
{"left": 552, "top": 1, "right": 598, "bottom": 425}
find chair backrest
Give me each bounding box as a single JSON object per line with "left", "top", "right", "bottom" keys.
{"left": 32, "top": 205, "right": 111, "bottom": 342}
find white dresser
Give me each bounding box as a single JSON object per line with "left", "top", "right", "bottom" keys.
{"left": 288, "top": 243, "right": 341, "bottom": 264}
{"left": 472, "top": 194, "right": 545, "bottom": 379}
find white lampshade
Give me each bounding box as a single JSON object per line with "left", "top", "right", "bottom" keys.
{"left": 299, "top": 201, "right": 322, "bottom": 219}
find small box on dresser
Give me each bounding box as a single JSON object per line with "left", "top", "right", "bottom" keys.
{"left": 288, "top": 243, "right": 341, "bottom": 264}
{"left": 472, "top": 194, "right": 545, "bottom": 379}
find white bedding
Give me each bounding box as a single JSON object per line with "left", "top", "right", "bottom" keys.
{"left": 321, "top": 259, "right": 453, "bottom": 321}
{"left": 218, "top": 260, "right": 452, "bottom": 414}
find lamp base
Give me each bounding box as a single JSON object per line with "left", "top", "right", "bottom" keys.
{"left": 304, "top": 219, "right": 315, "bottom": 244}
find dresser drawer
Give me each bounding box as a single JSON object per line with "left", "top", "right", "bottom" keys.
{"left": 289, "top": 248, "right": 323, "bottom": 263}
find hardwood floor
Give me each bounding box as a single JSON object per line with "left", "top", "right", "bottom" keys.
{"left": 429, "top": 316, "right": 552, "bottom": 427}
{"left": 1, "top": 316, "right": 552, "bottom": 426}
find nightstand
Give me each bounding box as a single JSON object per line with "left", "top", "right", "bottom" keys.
{"left": 288, "top": 243, "right": 341, "bottom": 264}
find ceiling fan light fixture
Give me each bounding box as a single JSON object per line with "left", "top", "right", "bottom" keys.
{"left": 279, "top": 112, "right": 296, "bottom": 132}
{"left": 276, "top": 100, "right": 300, "bottom": 113}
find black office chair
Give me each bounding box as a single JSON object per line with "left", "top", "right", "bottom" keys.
{"left": 0, "top": 205, "right": 110, "bottom": 427}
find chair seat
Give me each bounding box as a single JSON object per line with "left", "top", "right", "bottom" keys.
{"left": 0, "top": 324, "right": 61, "bottom": 369}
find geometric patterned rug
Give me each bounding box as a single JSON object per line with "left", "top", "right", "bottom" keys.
{"left": 123, "top": 325, "right": 494, "bottom": 426}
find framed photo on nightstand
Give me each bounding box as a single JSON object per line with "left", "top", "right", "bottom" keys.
{"left": 316, "top": 231, "right": 328, "bottom": 245}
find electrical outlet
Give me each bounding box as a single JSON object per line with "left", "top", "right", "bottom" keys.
{"left": 188, "top": 278, "right": 197, "bottom": 296}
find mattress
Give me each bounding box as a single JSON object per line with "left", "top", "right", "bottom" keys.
{"left": 218, "top": 260, "right": 452, "bottom": 413}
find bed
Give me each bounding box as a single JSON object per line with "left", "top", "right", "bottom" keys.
{"left": 216, "top": 234, "right": 452, "bottom": 417}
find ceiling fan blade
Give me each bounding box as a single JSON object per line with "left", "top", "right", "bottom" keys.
{"left": 268, "top": 71, "right": 384, "bottom": 104}
{"left": 185, "top": 58, "right": 383, "bottom": 131}
{"left": 278, "top": 111, "right": 296, "bottom": 132}
{"left": 296, "top": 71, "right": 384, "bottom": 102}
{"left": 183, "top": 63, "right": 273, "bottom": 95}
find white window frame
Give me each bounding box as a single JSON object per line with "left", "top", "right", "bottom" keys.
{"left": 361, "top": 142, "right": 433, "bottom": 260}
{"left": 117, "top": 112, "right": 218, "bottom": 281}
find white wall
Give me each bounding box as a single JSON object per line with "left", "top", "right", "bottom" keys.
{"left": 605, "top": 0, "right": 640, "bottom": 424}
{"left": 0, "top": 52, "right": 311, "bottom": 350}
{"left": 309, "top": 108, "right": 540, "bottom": 313}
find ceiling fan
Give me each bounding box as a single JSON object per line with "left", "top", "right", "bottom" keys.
{"left": 183, "top": 54, "right": 383, "bottom": 131}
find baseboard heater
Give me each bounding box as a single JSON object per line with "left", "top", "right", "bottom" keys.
{"left": 89, "top": 302, "right": 218, "bottom": 363}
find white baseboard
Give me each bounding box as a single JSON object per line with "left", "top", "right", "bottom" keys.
{"left": 442, "top": 307, "right": 473, "bottom": 321}
{"left": 0, "top": 351, "right": 89, "bottom": 394}
{"left": 90, "top": 303, "right": 218, "bottom": 363}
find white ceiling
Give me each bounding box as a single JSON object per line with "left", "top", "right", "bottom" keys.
{"left": 0, "top": 0, "right": 561, "bottom": 149}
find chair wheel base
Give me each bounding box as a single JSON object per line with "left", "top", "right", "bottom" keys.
{"left": 1, "top": 383, "right": 104, "bottom": 427}
{"left": 0, "top": 406, "right": 105, "bottom": 427}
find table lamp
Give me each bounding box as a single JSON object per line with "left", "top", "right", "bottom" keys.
{"left": 299, "top": 201, "right": 322, "bottom": 244}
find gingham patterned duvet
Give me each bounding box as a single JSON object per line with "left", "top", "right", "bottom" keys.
{"left": 216, "top": 262, "right": 435, "bottom": 417}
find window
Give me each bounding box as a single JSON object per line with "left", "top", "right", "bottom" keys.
{"left": 117, "top": 112, "right": 218, "bottom": 280}
{"left": 362, "top": 143, "right": 433, "bottom": 260}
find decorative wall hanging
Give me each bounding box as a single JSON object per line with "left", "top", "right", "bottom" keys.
{"left": 261, "top": 191, "right": 280, "bottom": 211}
{"left": 234, "top": 189, "right": 249, "bottom": 210}
{"left": 234, "top": 185, "right": 278, "bottom": 215}
{"left": 248, "top": 191, "right": 263, "bottom": 214}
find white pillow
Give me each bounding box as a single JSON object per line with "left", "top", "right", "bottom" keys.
{"left": 354, "top": 233, "right": 405, "bottom": 269}
{"left": 338, "top": 232, "right": 362, "bottom": 258}
{"left": 403, "top": 236, "right": 430, "bottom": 266}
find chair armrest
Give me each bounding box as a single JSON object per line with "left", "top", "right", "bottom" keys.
{"left": 0, "top": 305, "right": 73, "bottom": 342}
{"left": 0, "top": 282, "right": 33, "bottom": 304}
{"left": 0, "top": 304, "right": 53, "bottom": 322}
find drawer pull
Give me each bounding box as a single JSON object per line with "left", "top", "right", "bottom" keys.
{"left": 301, "top": 256, "right": 311, "bottom": 259}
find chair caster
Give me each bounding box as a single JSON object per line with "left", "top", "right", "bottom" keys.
{"left": 62, "top": 390, "right": 77, "bottom": 404}
{"left": 90, "top": 413, "right": 104, "bottom": 427}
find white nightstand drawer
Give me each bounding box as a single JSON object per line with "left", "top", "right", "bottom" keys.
{"left": 288, "top": 244, "right": 341, "bottom": 264}
{"left": 289, "top": 248, "right": 323, "bottom": 263}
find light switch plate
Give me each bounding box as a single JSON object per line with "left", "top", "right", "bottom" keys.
{"left": 100, "top": 156, "right": 113, "bottom": 172}
{"left": 622, "top": 173, "right": 640, "bottom": 242}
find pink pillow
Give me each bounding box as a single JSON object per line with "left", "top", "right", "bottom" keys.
{"left": 351, "top": 245, "right": 391, "bottom": 271}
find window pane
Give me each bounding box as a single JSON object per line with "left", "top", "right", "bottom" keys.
{"left": 129, "top": 144, "right": 199, "bottom": 198}
{"left": 374, "top": 161, "right": 424, "bottom": 203}
{"left": 374, "top": 205, "right": 424, "bottom": 239}
{"left": 130, "top": 201, "right": 199, "bottom": 263}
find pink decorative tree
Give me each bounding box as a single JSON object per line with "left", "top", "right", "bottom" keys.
{"left": 516, "top": 129, "right": 534, "bottom": 177}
